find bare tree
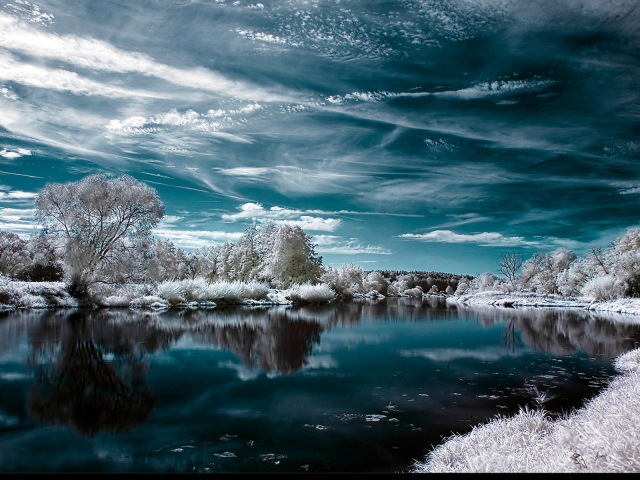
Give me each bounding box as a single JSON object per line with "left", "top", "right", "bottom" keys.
{"left": 498, "top": 251, "right": 523, "bottom": 284}
{"left": 35, "top": 174, "right": 164, "bottom": 298}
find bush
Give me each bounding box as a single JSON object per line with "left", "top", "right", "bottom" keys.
{"left": 285, "top": 283, "right": 336, "bottom": 304}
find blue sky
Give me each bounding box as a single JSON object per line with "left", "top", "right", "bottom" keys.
{"left": 0, "top": 0, "right": 639, "bottom": 275}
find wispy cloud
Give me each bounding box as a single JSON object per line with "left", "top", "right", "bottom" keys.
{"left": 0, "top": 51, "right": 162, "bottom": 98}
{"left": 153, "top": 227, "right": 243, "bottom": 249}
{"left": 397, "top": 230, "right": 540, "bottom": 247}
{"left": 324, "top": 79, "right": 555, "bottom": 105}
{"left": 0, "top": 206, "right": 36, "bottom": 234}
{"left": 313, "top": 234, "right": 392, "bottom": 255}
{"left": 0, "top": 12, "right": 290, "bottom": 101}
{"left": 106, "top": 105, "right": 263, "bottom": 140}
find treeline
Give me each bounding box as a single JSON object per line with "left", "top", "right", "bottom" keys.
{"left": 319, "top": 265, "right": 472, "bottom": 299}
{"left": 0, "top": 224, "right": 323, "bottom": 289}
{"left": 463, "top": 228, "right": 640, "bottom": 301}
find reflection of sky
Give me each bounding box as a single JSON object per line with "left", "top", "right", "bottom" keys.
{"left": 399, "top": 346, "right": 527, "bottom": 362}
{"left": 1, "top": 1, "right": 640, "bottom": 273}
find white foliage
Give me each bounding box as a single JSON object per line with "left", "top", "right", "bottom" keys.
{"left": 284, "top": 282, "right": 336, "bottom": 304}
{"left": 320, "top": 263, "right": 365, "bottom": 298}
{"left": 580, "top": 275, "right": 624, "bottom": 302}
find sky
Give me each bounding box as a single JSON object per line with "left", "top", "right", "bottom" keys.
{"left": 0, "top": 0, "right": 639, "bottom": 275}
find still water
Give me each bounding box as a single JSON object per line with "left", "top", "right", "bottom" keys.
{"left": 1, "top": 297, "right": 640, "bottom": 473}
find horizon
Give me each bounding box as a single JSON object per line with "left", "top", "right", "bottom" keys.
{"left": 1, "top": 0, "right": 639, "bottom": 276}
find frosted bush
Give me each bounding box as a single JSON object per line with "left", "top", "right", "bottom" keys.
{"left": 445, "top": 285, "right": 455, "bottom": 295}
{"left": 387, "top": 279, "right": 409, "bottom": 296}
{"left": 285, "top": 282, "right": 336, "bottom": 304}
{"left": 241, "top": 280, "right": 270, "bottom": 300}
{"left": 363, "top": 271, "right": 389, "bottom": 296}
{"left": 427, "top": 285, "right": 439, "bottom": 294}
{"left": 455, "top": 282, "right": 469, "bottom": 295}
{"left": 404, "top": 286, "right": 424, "bottom": 297}
{"left": 320, "top": 264, "right": 365, "bottom": 298}
{"left": 156, "top": 280, "right": 187, "bottom": 305}
{"left": 469, "top": 273, "right": 501, "bottom": 293}
{"left": 580, "top": 275, "right": 624, "bottom": 302}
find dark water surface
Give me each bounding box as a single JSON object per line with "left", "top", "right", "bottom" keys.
{"left": 1, "top": 298, "right": 640, "bottom": 473}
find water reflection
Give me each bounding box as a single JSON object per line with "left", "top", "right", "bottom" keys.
{"left": 453, "top": 306, "right": 640, "bottom": 358}
{"left": 25, "top": 310, "right": 180, "bottom": 436}
{"left": 1, "top": 299, "right": 640, "bottom": 451}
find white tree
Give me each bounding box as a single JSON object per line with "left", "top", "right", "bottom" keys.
{"left": 35, "top": 174, "right": 164, "bottom": 297}
{"left": 255, "top": 224, "right": 323, "bottom": 288}
{"left": 0, "top": 231, "right": 31, "bottom": 279}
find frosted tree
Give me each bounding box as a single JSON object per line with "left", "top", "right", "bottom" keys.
{"left": 0, "top": 231, "right": 31, "bottom": 279}
{"left": 227, "top": 225, "right": 260, "bottom": 281}
{"left": 35, "top": 174, "right": 164, "bottom": 297}
{"left": 256, "top": 224, "right": 323, "bottom": 288}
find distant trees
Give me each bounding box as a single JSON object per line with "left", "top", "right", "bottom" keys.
{"left": 35, "top": 174, "right": 164, "bottom": 297}
{"left": 0, "top": 231, "right": 63, "bottom": 282}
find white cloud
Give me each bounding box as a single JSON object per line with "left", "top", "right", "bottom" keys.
{"left": 221, "top": 203, "right": 342, "bottom": 231}
{"left": 323, "top": 79, "right": 554, "bottom": 105}
{"left": 397, "top": 230, "right": 539, "bottom": 247}
{"left": 0, "top": 51, "right": 161, "bottom": 98}
{"left": 0, "top": 190, "right": 37, "bottom": 200}
{"left": 433, "top": 79, "right": 556, "bottom": 100}
{"left": 3, "top": 1, "right": 55, "bottom": 26}
{"left": 153, "top": 228, "right": 243, "bottom": 249}
{"left": 271, "top": 216, "right": 341, "bottom": 231}
{"left": 0, "top": 148, "right": 31, "bottom": 159}
{"left": 0, "top": 206, "right": 36, "bottom": 233}
{"left": 0, "top": 13, "right": 289, "bottom": 101}
{"left": 106, "top": 106, "right": 261, "bottom": 141}
{"left": 312, "top": 234, "right": 392, "bottom": 255}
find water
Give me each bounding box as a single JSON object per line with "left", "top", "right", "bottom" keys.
{"left": 1, "top": 298, "right": 639, "bottom": 473}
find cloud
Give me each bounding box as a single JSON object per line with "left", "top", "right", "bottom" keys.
{"left": 0, "top": 148, "right": 31, "bottom": 159}
{"left": 0, "top": 190, "right": 37, "bottom": 200}
{"left": 0, "top": 206, "right": 36, "bottom": 233}
{"left": 324, "top": 79, "right": 555, "bottom": 105}
{"left": 397, "top": 230, "right": 540, "bottom": 247}
{"left": 216, "top": 166, "right": 361, "bottom": 195}
{"left": 0, "top": 12, "right": 289, "bottom": 101}
{"left": 106, "top": 106, "right": 262, "bottom": 142}
{"left": 312, "top": 235, "right": 392, "bottom": 255}
{"left": 0, "top": 52, "right": 161, "bottom": 98}
{"left": 399, "top": 347, "right": 524, "bottom": 362}
{"left": 152, "top": 228, "right": 243, "bottom": 249}
{"left": 221, "top": 203, "right": 342, "bottom": 231}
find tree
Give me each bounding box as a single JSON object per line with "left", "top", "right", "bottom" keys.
{"left": 35, "top": 174, "right": 164, "bottom": 297}
{"left": 0, "top": 231, "right": 31, "bottom": 279}
{"left": 255, "top": 224, "right": 323, "bottom": 288}
{"left": 498, "top": 252, "right": 523, "bottom": 284}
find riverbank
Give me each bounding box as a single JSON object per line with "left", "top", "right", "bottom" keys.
{"left": 411, "top": 347, "right": 640, "bottom": 473}
{"left": 448, "top": 290, "right": 640, "bottom": 317}
{"left": 0, "top": 278, "right": 337, "bottom": 310}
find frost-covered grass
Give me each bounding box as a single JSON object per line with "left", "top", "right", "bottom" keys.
{"left": 412, "top": 348, "right": 640, "bottom": 473}
{"left": 284, "top": 282, "right": 336, "bottom": 304}
{"left": 0, "top": 278, "right": 337, "bottom": 309}
{"left": 449, "top": 290, "right": 640, "bottom": 317}
{"left": 0, "top": 277, "right": 78, "bottom": 309}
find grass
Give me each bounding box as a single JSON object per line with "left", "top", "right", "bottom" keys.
{"left": 411, "top": 348, "right": 640, "bottom": 473}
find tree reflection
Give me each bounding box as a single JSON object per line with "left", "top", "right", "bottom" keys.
{"left": 27, "top": 310, "right": 180, "bottom": 436}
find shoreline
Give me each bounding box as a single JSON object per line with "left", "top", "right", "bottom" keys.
{"left": 411, "top": 347, "right": 640, "bottom": 473}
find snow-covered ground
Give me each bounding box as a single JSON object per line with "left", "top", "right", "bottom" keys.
{"left": 411, "top": 347, "right": 640, "bottom": 473}
{"left": 448, "top": 290, "right": 640, "bottom": 317}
